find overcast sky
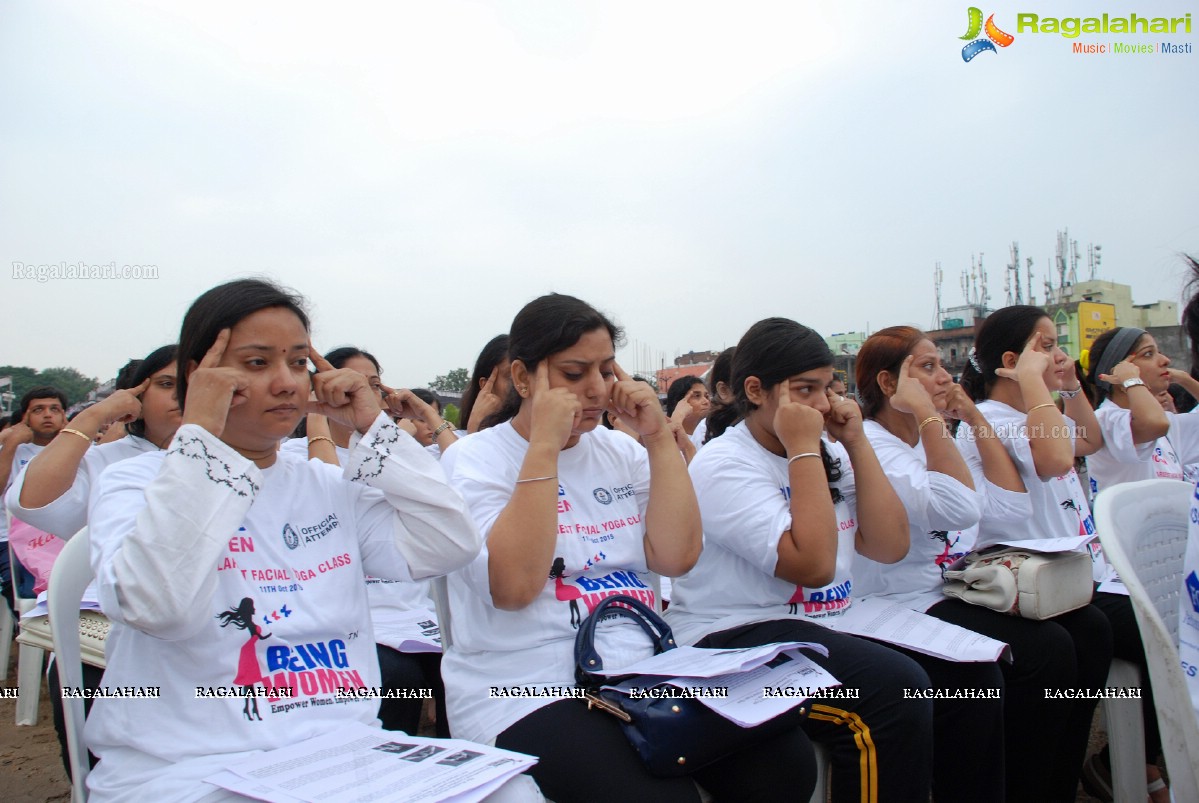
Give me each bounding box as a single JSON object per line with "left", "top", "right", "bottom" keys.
{"left": 2, "top": 1, "right": 1196, "bottom": 387}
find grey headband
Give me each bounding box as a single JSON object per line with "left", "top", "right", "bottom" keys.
{"left": 1095, "top": 327, "right": 1147, "bottom": 391}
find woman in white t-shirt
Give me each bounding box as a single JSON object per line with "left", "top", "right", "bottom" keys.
{"left": 84, "top": 279, "right": 482, "bottom": 801}
{"left": 956, "top": 304, "right": 1117, "bottom": 802}
{"left": 1083, "top": 326, "right": 1199, "bottom": 492}
{"left": 441, "top": 294, "right": 817, "bottom": 802}
{"left": 1082, "top": 326, "right": 1198, "bottom": 802}
{"left": 855, "top": 325, "right": 1123, "bottom": 802}
{"left": 664, "top": 375, "right": 711, "bottom": 451}
{"left": 665, "top": 317, "right": 950, "bottom": 803}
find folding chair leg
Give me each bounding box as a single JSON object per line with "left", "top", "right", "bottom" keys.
{"left": 15, "top": 642, "right": 43, "bottom": 726}
{"left": 0, "top": 607, "right": 12, "bottom": 682}
{"left": 1103, "top": 658, "right": 1146, "bottom": 802}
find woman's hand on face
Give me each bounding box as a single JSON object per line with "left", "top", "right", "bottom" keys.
{"left": 773, "top": 384, "right": 825, "bottom": 455}
{"left": 75, "top": 380, "right": 150, "bottom": 433}
{"left": 528, "top": 363, "right": 582, "bottom": 450}
{"left": 669, "top": 397, "right": 693, "bottom": 427}
{"left": 181, "top": 329, "right": 249, "bottom": 438}
{"left": 469, "top": 366, "right": 505, "bottom": 431}
{"left": 887, "top": 355, "right": 935, "bottom": 417}
{"left": 994, "top": 334, "right": 1050, "bottom": 383}
{"left": 308, "top": 346, "right": 383, "bottom": 434}
{"left": 1098, "top": 359, "right": 1141, "bottom": 387}
{"left": 941, "top": 384, "right": 978, "bottom": 423}
{"left": 825, "top": 390, "right": 865, "bottom": 445}
{"left": 381, "top": 387, "right": 441, "bottom": 425}
{"left": 609, "top": 363, "right": 667, "bottom": 440}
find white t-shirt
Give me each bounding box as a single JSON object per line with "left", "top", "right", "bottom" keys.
{"left": 664, "top": 423, "right": 857, "bottom": 647}
{"left": 690, "top": 418, "right": 708, "bottom": 450}
{"left": 84, "top": 415, "right": 479, "bottom": 800}
{"left": 0, "top": 442, "right": 42, "bottom": 543}
{"left": 6, "top": 435, "right": 157, "bottom": 539}
{"left": 1089, "top": 400, "right": 1199, "bottom": 493}
{"left": 852, "top": 420, "right": 985, "bottom": 612}
{"left": 1181, "top": 484, "right": 1199, "bottom": 726}
{"left": 955, "top": 400, "right": 1093, "bottom": 552}
{"left": 440, "top": 422, "right": 657, "bottom": 744}
{"left": 279, "top": 436, "right": 441, "bottom": 653}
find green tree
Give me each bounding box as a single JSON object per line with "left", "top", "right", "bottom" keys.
{"left": 430, "top": 367, "right": 469, "bottom": 393}
{"left": 442, "top": 403, "right": 460, "bottom": 427}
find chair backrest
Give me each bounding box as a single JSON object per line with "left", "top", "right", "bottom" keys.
{"left": 1093, "top": 479, "right": 1199, "bottom": 801}
{"left": 430, "top": 575, "right": 453, "bottom": 650}
{"left": 47, "top": 528, "right": 93, "bottom": 802}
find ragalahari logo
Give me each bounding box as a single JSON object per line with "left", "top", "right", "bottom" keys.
{"left": 961, "top": 7, "right": 1015, "bottom": 61}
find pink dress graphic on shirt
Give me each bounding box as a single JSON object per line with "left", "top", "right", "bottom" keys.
{"left": 930, "top": 530, "right": 961, "bottom": 579}
{"left": 550, "top": 557, "right": 583, "bottom": 628}
{"left": 217, "top": 597, "right": 272, "bottom": 721}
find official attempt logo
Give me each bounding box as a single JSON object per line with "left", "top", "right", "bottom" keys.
{"left": 592, "top": 487, "right": 613, "bottom": 505}
{"left": 961, "top": 7, "right": 1015, "bottom": 61}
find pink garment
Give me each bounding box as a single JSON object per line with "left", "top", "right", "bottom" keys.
{"left": 233, "top": 632, "right": 265, "bottom": 686}
{"left": 8, "top": 518, "right": 65, "bottom": 595}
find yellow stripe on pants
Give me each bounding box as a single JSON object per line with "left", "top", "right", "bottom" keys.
{"left": 809, "top": 703, "right": 878, "bottom": 803}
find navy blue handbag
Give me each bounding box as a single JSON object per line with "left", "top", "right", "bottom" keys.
{"left": 573, "top": 594, "right": 808, "bottom": 777}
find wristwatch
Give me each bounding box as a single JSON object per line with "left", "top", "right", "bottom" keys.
{"left": 1121, "top": 378, "right": 1146, "bottom": 390}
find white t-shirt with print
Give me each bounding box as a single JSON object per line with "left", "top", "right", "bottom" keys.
{"left": 440, "top": 422, "right": 658, "bottom": 744}
{"left": 84, "top": 415, "right": 478, "bottom": 801}
{"left": 7, "top": 435, "right": 157, "bottom": 539}
{"left": 664, "top": 423, "right": 857, "bottom": 647}
{"left": 852, "top": 420, "right": 984, "bottom": 612}
{"left": 955, "top": 400, "right": 1094, "bottom": 552}
{"left": 1181, "top": 483, "right": 1199, "bottom": 727}
{"left": 1089, "top": 400, "right": 1199, "bottom": 493}
{"left": 278, "top": 437, "right": 440, "bottom": 653}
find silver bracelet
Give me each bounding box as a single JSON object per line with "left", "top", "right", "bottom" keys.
{"left": 787, "top": 452, "right": 821, "bottom": 465}
{"left": 1058, "top": 386, "right": 1083, "bottom": 400}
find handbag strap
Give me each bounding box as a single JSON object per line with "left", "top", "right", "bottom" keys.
{"left": 574, "top": 594, "right": 676, "bottom": 685}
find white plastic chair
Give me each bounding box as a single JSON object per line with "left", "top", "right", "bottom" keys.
{"left": 9, "top": 541, "right": 44, "bottom": 725}
{"left": 0, "top": 601, "right": 12, "bottom": 680}
{"left": 1094, "top": 478, "right": 1199, "bottom": 803}
{"left": 48, "top": 527, "right": 93, "bottom": 803}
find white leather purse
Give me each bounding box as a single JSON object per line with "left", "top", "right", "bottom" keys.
{"left": 943, "top": 549, "right": 1093, "bottom": 620}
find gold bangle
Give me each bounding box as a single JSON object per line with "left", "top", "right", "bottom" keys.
{"left": 308, "top": 436, "right": 335, "bottom": 448}
{"left": 1027, "top": 402, "right": 1057, "bottom": 414}
{"left": 917, "top": 416, "right": 945, "bottom": 434}
{"left": 60, "top": 427, "right": 94, "bottom": 445}
{"left": 515, "top": 475, "right": 557, "bottom": 484}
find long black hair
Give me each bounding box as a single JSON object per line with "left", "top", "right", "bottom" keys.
{"left": 959, "top": 305, "right": 1049, "bottom": 401}
{"left": 484, "top": 295, "right": 623, "bottom": 428}
{"left": 459, "top": 334, "right": 509, "bottom": 430}
{"left": 176, "top": 279, "right": 310, "bottom": 412}
{"left": 709, "top": 317, "right": 842, "bottom": 496}
{"left": 1182, "top": 254, "right": 1199, "bottom": 377}
{"left": 126, "top": 345, "right": 178, "bottom": 439}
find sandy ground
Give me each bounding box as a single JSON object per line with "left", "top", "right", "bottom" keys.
{"left": 1, "top": 649, "right": 71, "bottom": 802}
{"left": 0, "top": 646, "right": 1120, "bottom": 802}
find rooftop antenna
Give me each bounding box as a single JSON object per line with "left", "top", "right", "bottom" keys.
{"left": 1068, "top": 238, "right": 1080, "bottom": 286}
{"left": 978, "top": 252, "right": 989, "bottom": 309}
{"left": 1026, "top": 257, "right": 1035, "bottom": 305}
{"left": 1007, "top": 242, "right": 1023, "bottom": 305}
{"left": 1055, "top": 229, "right": 1069, "bottom": 294}
{"left": 933, "top": 261, "right": 944, "bottom": 329}
{"left": 1088, "top": 243, "right": 1102, "bottom": 280}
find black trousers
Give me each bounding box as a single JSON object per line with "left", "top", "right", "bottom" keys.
{"left": 927, "top": 599, "right": 1113, "bottom": 803}
{"left": 496, "top": 697, "right": 817, "bottom": 803}
{"left": 697, "top": 618, "right": 936, "bottom": 803}
{"left": 375, "top": 644, "right": 448, "bottom": 737}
